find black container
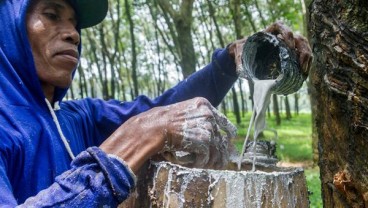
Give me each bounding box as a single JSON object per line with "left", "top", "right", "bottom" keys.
{"left": 241, "top": 32, "right": 306, "bottom": 95}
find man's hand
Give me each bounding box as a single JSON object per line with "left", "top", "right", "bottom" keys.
{"left": 264, "top": 21, "right": 312, "bottom": 77}
{"left": 100, "top": 97, "right": 237, "bottom": 173}
{"left": 228, "top": 21, "right": 312, "bottom": 78}
{"left": 161, "top": 97, "right": 237, "bottom": 169}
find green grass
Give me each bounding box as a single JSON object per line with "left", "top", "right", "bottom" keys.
{"left": 227, "top": 112, "right": 312, "bottom": 162}
{"left": 225, "top": 112, "right": 322, "bottom": 207}
{"left": 305, "top": 167, "right": 323, "bottom": 208}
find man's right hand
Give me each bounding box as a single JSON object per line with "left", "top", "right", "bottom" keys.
{"left": 100, "top": 97, "right": 237, "bottom": 174}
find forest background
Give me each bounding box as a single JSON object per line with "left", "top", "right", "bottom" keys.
{"left": 66, "top": 0, "right": 320, "bottom": 206}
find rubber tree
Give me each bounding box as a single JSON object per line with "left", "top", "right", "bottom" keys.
{"left": 155, "top": 0, "right": 196, "bottom": 78}
{"left": 308, "top": 0, "right": 368, "bottom": 206}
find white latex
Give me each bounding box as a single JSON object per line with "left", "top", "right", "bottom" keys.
{"left": 162, "top": 100, "right": 237, "bottom": 169}
{"left": 253, "top": 80, "right": 277, "bottom": 139}
{"left": 238, "top": 79, "right": 277, "bottom": 170}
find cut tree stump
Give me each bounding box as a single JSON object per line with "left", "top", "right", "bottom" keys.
{"left": 120, "top": 161, "right": 309, "bottom": 208}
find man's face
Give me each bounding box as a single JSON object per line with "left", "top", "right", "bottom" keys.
{"left": 26, "top": 0, "right": 80, "bottom": 89}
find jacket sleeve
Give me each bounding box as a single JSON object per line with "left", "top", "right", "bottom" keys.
{"left": 153, "top": 47, "right": 238, "bottom": 107}
{"left": 12, "top": 147, "right": 136, "bottom": 207}
{"left": 0, "top": 157, "right": 18, "bottom": 207}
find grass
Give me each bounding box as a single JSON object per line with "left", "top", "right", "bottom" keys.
{"left": 225, "top": 112, "right": 322, "bottom": 207}
{"left": 305, "top": 167, "right": 323, "bottom": 208}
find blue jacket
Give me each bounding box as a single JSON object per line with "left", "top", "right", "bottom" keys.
{"left": 0, "top": 0, "right": 237, "bottom": 207}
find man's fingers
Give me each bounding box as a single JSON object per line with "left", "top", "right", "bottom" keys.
{"left": 209, "top": 134, "right": 230, "bottom": 169}
{"left": 209, "top": 105, "right": 237, "bottom": 139}
{"left": 295, "top": 34, "right": 313, "bottom": 76}
{"left": 300, "top": 52, "right": 311, "bottom": 77}
{"left": 265, "top": 21, "right": 295, "bottom": 49}
{"left": 181, "top": 112, "right": 231, "bottom": 168}
{"left": 162, "top": 98, "right": 236, "bottom": 169}
{"left": 203, "top": 143, "right": 220, "bottom": 168}
{"left": 197, "top": 105, "right": 234, "bottom": 169}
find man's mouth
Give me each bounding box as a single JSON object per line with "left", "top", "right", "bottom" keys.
{"left": 55, "top": 49, "right": 79, "bottom": 63}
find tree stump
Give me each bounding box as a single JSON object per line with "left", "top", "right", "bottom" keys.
{"left": 120, "top": 161, "right": 309, "bottom": 208}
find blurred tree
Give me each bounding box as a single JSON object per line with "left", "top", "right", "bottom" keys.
{"left": 155, "top": 0, "right": 196, "bottom": 78}
{"left": 272, "top": 94, "right": 281, "bottom": 125}
{"left": 284, "top": 95, "right": 292, "bottom": 120}
{"left": 124, "top": 0, "right": 139, "bottom": 97}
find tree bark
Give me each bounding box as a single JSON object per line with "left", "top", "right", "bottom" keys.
{"left": 308, "top": 0, "right": 368, "bottom": 207}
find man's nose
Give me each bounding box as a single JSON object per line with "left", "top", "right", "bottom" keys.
{"left": 61, "top": 23, "right": 80, "bottom": 46}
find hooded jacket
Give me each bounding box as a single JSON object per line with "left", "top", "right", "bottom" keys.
{"left": 0, "top": 0, "right": 237, "bottom": 207}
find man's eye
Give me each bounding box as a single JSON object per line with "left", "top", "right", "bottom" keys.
{"left": 43, "top": 12, "right": 59, "bottom": 20}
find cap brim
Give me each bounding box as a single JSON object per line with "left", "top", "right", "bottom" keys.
{"left": 71, "top": 0, "right": 108, "bottom": 29}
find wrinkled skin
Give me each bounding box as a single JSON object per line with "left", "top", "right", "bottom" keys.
{"left": 160, "top": 98, "right": 237, "bottom": 169}
{"left": 26, "top": 0, "right": 80, "bottom": 102}
{"left": 228, "top": 21, "right": 313, "bottom": 78}
{"left": 100, "top": 97, "right": 236, "bottom": 173}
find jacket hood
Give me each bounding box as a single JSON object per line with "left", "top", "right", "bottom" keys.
{"left": 0, "top": 0, "right": 82, "bottom": 106}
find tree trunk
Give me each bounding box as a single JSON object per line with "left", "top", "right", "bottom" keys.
{"left": 125, "top": 0, "right": 139, "bottom": 97}
{"left": 239, "top": 80, "right": 248, "bottom": 116}
{"left": 220, "top": 102, "right": 228, "bottom": 116}
{"left": 240, "top": 0, "right": 258, "bottom": 111}
{"left": 156, "top": 0, "right": 196, "bottom": 78}
{"left": 308, "top": 0, "right": 368, "bottom": 207}
{"left": 279, "top": 96, "right": 283, "bottom": 113}
{"left": 294, "top": 93, "right": 299, "bottom": 115}
{"left": 284, "top": 95, "right": 292, "bottom": 120}
{"left": 97, "top": 26, "right": 110, "bottom": 100}
{"left": 272, "top": 94, "right": 281, "bottom": 125}
{"left": 229, "top": 0, "right": 246, "bottom": 119}
{"left": 231, "top": 87, "right": 241, "bottom": 124}
{"left": 215, "top": 0, "right": 240, "bottom": 123}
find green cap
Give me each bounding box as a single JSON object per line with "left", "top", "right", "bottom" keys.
{"left": 70, "top": 0, "right": 108, "bottom": 28}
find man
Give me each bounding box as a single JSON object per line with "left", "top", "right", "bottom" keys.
{"left": 0, "top": 0, "right": 312, "bottom": 206}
